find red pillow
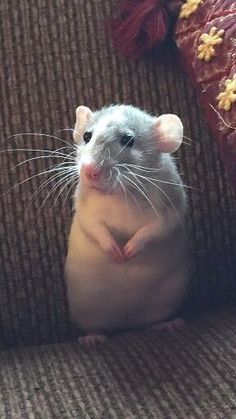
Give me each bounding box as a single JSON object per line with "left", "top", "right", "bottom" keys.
{"left": 175, "top": 0, "right": 236, "bottom": 189}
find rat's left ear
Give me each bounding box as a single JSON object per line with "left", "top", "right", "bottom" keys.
{"left": 73, "top": 105, "right": 93, "bottom": 143}
{"left": 154, "top": 114, "right": 183, "bottom": 153}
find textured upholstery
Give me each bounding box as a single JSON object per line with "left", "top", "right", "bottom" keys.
{"left": 0, "top": 2, "right": 236, "bottom": 418}
{"left": 0, "top": 309, "right": 236, "bottom": 418}
{"left": 0, "top": 0, "right": 235, "bottom": 349}
{"left": 176, "top": 0, "right": 236, "bottom": 189}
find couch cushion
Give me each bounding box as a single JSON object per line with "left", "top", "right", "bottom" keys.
{"left": 0, "top": 309, "right": 236, "bottom": 418}
{"left": 176, "top": 0, "right": 236, "bottom": 190}
{"left": 0, "top": 0, "right": 235, "bottom": 346}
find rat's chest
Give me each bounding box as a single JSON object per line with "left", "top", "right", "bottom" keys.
{"left": 79, "top": 193, "right": 152, "bottom": 239}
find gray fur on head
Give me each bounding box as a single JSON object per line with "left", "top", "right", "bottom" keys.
{"left": 74, "top": 104, "right": 185, "bottom": 212}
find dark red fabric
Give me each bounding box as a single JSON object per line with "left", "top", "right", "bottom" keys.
{"left": 175, "top": 0, "right": 236, "bottom": 189}
{"left": 109, "top": 0, "right": 169, "bottom": 59}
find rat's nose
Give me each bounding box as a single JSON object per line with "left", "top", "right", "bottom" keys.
{"left": 84, "top": 163, "right": 101, "bottom": 181}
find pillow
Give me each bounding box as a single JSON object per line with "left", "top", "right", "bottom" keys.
{"left": 175, "top": 0, "right": 236, "bottom": 190}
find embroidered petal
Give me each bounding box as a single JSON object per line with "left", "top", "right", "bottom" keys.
{"left": 197, "top": 27, "right": 225, "bottom": 62}
{"left": 180, "top": 0, "right": 203, "bottom": 19}
{"left": 217, "top": 75, "right": 236, "bottom": 111}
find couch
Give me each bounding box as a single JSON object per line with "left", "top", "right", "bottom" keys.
{"left": 0, "top": 0, "right": 236, "bottom": 417}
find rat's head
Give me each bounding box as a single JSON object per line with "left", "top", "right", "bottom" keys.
{"left": 73, "top": 105, "right": 183, "bottom": 194}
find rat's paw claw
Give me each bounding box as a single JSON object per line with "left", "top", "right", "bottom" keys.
{"left": 123, "top": 242, "right": 138, "bottom": 259}
{"left": 109, "top": 245, "right": 125, "bottom": 263}
{"left": 101, "top": 239, "right": 124, "bottom": 263}
{"left": 124, "top": 249, "right": 134, "bottom": 259}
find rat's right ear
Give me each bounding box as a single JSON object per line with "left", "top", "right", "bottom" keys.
{"left": 73, "top": 106, "right": 93, "bottom": 143}
{"left": 154, "top": 114, "right": 183, "bottom": 153}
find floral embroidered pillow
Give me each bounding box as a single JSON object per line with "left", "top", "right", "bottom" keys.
{"left": 175, "top": 0, "right": 236, "bottom": 189}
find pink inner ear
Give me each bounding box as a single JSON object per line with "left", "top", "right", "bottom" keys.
{"left": 154, "top": 114, "right": 183, "bottom": 153}
{"left": 76, "top": 105, "right": 93, "bottom": 121}
{"left": 73, "top": 106, "right": 93, "bottom": 143}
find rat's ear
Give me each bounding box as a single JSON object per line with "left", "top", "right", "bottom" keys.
{"left": 73, "top": 105, "right": 93, "bottom": 143}
{"left": 154, "top": 114, "right": 183, "bottom": 153}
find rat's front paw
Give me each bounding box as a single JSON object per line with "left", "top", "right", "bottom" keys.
{"left": 123, "top": 238, "right": 144, "bottom": 260}
{"left": 100, "top": 238, "right": 125, "bottom": 263}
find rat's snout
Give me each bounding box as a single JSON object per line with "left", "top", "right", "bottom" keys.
{"left": 80, "top": 157, "right": 116, "bottom": 193}
{"left": 84, "top": 163, "right": 101, "bottom": 181}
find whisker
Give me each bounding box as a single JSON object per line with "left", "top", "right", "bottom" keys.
{"left": 120, "top": 163, "right": 196, "bottom": 191}
{"left": 56, "top": 128, "right": 84, "bottom": 144}
{"left": 117, "top": 174, "right": 134, "bottom": 207}
{"left": 116, "top": 175, "right": 127, "bottom": 199}
{"left": 29, "top": 174, "right": 63, "bottom": 204}
{"left": 56, "top": 128, "right": 74, "bottom": 133}
{"left": 117, "top": 175, "right": 142, "bottom": 211}
{"left": 35, "top": 171, "right": 78, "bottom": 216}
{"left": 107, "top": 147, "right": 111, "bottom": 159}
{"left": 25, "top": 171, "right": 69, "bottom": 211}
{"left": 34, "top": 176, "right": 68, "bottom": 216}
{"left": 123, "top": 166, "right": 148, "bottom": 193}
{"left": 28, "top": 166, "right": 78, "bottom": 203}
{"left": 183, "top": 135, "right": 194, "bottom": 143}
{"left": 120, "top": 173, "right": 158, "bottom": 216}
{"left": 117, "top": 163, "right": 163, "bottom": 173}
{"left": 48, "top": 172, "right": 76, "bottom": 200}
{"left": 131, "top": 172, "right": 182, "bottom": 223}
{"left": 2, "top": 163, "right": 78, "bottom": 196}
{"left": 54, "top": 172, "right": 78, "bottom": 205}
{"left": 47, "top": 175, "right": 76, "bottom": 213}
{"left": 107, "top": 168, "right": 113, "bottom": 182}
{"left": 0, "top": 147, "right": 75, "bottom": 156}
{"left": 10, "top": 153, "right": 76, "bottom": 171}
{"left": 24, "top": 168, "right": 77, "bottom": 213}
{"left": 134, "top": 172, "right": 198, "bottom": 191}
{"left": 62, "top": 177, "right": 79, "bottom": 209}
{"left": 158, "top": 137, "right": 193, "bottom": 147}
{"left": 113, "top": 167, "right": 128, "bottom": 203}
{"left": 6, "top": 132, "right": 76, "bottom": 149}
{"left": 113, "top": 137, "right": 134, "bottom": 160}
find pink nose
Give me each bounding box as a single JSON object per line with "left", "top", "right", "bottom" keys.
{"left": 84, "top": 163, "right": 101, "bottom": 181}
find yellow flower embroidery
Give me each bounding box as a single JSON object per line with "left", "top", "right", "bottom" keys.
{"left": 217, "top": 75, "right": 236, "bottom": 111}
{"left": 180, "top": 0, "right": 203, "bottom": 19}
{"left": 197, "top": 27, "right": 225, "bottom": 62}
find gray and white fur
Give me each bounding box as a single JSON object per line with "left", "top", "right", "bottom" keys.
{"left": 65, "top": 104, "right": 190, "bottom": 343}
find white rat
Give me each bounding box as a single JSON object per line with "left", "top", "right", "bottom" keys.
{"left": 65, "top": 104, "right": 190, "bottom": 346}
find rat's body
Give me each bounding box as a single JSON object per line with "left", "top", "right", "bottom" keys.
{"left": 65, "top": 105, "right": 190, "bottom": 344}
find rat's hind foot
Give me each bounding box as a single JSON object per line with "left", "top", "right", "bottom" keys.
{"left": 150, "top": 317, "right": 186, "bottom": 333}
{"left": 78, "top": 334, "right": 107, "bottom": 348}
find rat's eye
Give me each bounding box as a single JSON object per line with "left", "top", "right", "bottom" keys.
{"left": 121, "top": 133, "right": 134, "bottom": 148}
{"left": 83, "top": 131, "right": 92, "bottom": 144}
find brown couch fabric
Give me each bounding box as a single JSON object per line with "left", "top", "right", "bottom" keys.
{"left": 0, "top": 0, "right": 236, "bottom": 347}
{"left": 1, "top": 309, "right": 236, "bottom": 418}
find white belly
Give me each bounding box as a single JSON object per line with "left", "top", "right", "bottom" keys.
{"left": 66, "top": 215, "right": 189, "bottom": 333}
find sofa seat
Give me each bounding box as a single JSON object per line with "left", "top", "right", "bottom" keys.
{"left": 1, "top": 309, "right": 236, "bottom": 418}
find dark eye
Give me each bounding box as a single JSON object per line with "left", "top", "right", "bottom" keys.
{"left": 121, "top": 133, "right": 134, "bottom": 148}
{"left": 83, "top": 131, "right": 92, "bottom": 144}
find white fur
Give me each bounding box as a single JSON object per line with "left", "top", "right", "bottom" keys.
{"left": 66, "top": 189, "right": 189, "bottom": 333}
{"left": 66, "top": 105, "right": 189, "bottom": 335}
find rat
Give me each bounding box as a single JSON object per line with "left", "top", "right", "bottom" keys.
{"left": 65, "top": 104, "right": 190, "bottom": 347}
